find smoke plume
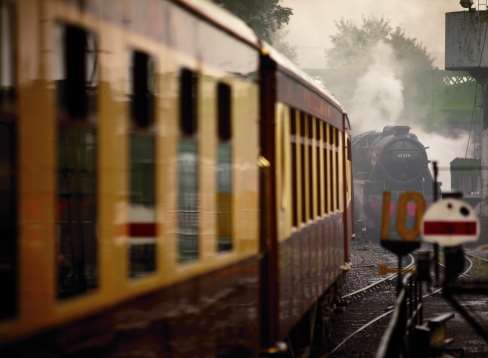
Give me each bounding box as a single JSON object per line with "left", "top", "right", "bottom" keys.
{"left": 350, "top": 41, "right": 404, "bottom": 133}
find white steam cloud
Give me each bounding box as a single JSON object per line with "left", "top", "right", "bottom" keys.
{"left": 350, "top": 41, "right": 404, "bottom": 133}
{"left": 414, "top": 129, "right": 469, "bottom": 190}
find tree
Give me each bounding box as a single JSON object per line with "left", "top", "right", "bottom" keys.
{"left": 212, "top": 0, "right": 293, "bottom": 44}
{"left": 271, "top": 28, "right": 297, "bottom": 62}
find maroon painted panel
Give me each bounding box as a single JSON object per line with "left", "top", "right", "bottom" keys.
{"left": 278, "top": 214, "right": 344, "bottom": 338}
{"left": 2, "top": 257, "right": 260, "bottom": 357}
{"left": 275, "top": 71, "right": 343, "bottom": 129}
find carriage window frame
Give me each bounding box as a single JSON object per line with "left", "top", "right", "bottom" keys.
{"left": 216, "top": 81, "right": 233, "bottom": 252}
{"left": 128, "top": 50, "right": 157, "bottom": 278}
{"left": 178, "top": 68, "right": 200, "bottom": 263}
{"left": 56, "top": 23, "right": 99, "bottom": 299}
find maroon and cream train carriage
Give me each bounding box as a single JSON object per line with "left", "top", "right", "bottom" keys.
{"left": 0, "top": 0, "right": 352, "bottom": 356}
{"left": 259, "top": 47, "right": 353, "bottom": 348}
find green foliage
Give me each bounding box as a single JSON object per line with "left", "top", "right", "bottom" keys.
{"left": 327, "top": 17, "right": 433, "bottom": 72}
{"left": 328, "top": 18, "right": 393, "bottom": 67}
{"left": 212, "top": 0, "right": 293, "bottom": 43}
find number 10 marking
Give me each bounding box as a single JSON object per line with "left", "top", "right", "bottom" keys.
{"left": 381, "top": 191, "right": 426, "bottom": 242}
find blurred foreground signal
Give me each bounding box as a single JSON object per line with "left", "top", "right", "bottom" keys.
{"left": 421, "top": 199, "right": 479, "bottom": 247}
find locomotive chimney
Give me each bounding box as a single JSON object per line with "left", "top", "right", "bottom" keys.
{"left": 393, "top": 126, "right": 410, "bottom": 136}
{"left": 382, "top": 125, "right": 410, "bottom": 136}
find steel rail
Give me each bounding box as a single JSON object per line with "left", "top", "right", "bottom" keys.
{"left": 439, "top": 255, "right": 473, "bottom": 279}
{"left": 463, "top": 256, "right": 474, "bottom": 277}
{"left": 327, "top": 310, "right": 394, "bottom": 356}
{"left": 341, "top": 254, "right": 415, "bottom": 301}
{"left": 466, "top": 251, "right": 488, "bottom": 264}
{"left": 429, "top": 256, "right": 474, "bottom": 297}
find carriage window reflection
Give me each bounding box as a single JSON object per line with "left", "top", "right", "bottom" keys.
{"left": 129, "top": 51, "right": 156, "bottom": 278}
{"left": 57, "top": 25, "right": 98, "bottom": 298}
{"left": 178, "top": 69, "right": 199, "bottom": 262}
{"left": 216, "top": 82, "right": 233, "bottom": 252}
{"left": 0, "top": 0, "right": 16, "bottom": 318}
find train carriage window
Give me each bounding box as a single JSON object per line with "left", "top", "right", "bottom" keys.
{"left": 1, "top": 0, "right": 14, "bottom": 91}
{"left": 347, "top": 138, "right": 352, "bottom": 161}
{"left": 330, "top": 126, "right": 335, "bottom": 212}
{"left": 346, "top": 140, "right": 350, "bottom": 198}
{"left": 300, "top": 112, "right": 306, "bottom": 224}
{"left": 323, "top": 123, "right": 328, "bottom": 215}
{"left": 290, "top": 109, "right": 298, "bottom": 227}
{"left": 0, "top": 0, "right": 17, "bottom": 318}
{"left": 335, "top": 128, "right": 340, "bottom": 211}
{"left": 128, "top": 51, "right": 157, "bottom": 278}
{"left": 316, "top": 118, "right": 322, "bottom": 216}
{"left": 308, "top": 116, "right": 314, "bottom": 219}
{"left": 178, "top": 68, "right": 199, "bottom": 262}
{"left": 216, "top": 82, "right": 233, "bottom": 252}
{"left": 57, "top": 24, "right": 98, "bottom": 299}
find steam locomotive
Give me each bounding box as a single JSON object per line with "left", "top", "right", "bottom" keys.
{"left": 352, "top": 126, "right": 434, "bottom": 240}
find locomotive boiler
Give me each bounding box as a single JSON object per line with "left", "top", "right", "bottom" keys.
{"left": 352, "top": 126, "right": 434, "bottom": 240}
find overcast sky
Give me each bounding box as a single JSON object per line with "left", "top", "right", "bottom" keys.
{"left": 282, "top": 0, "right": 464, "bottom": 69}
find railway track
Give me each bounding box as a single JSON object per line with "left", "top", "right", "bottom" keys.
{"left": 340, "top": 254, "right": 415, "bottom": 303}
{"left": 466, "top": 251, "right": 488, "bottom": 265}
{"left": 328, "top": 254, "right": 474, "bottom": 357}
{"left": 439, "top": 255, "right": 473, "bottom": 279}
